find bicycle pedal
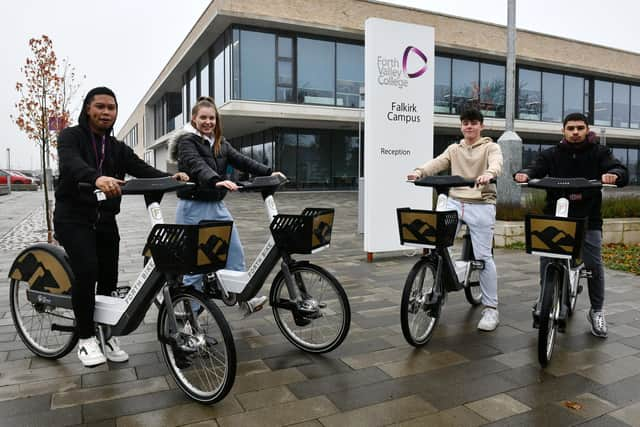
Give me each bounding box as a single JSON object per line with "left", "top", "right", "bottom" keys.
{"left": 580, "top": 269, "right": 593, "bottom": 279}
{"left": 470, "top": 260, "right": 485, "bottom": 270}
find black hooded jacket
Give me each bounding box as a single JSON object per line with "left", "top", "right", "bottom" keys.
{"left": 54, "top": 118, "right": 169, "bottom": 226}
{"left": 517, "top": 136, "right": 628, "bottom": 230}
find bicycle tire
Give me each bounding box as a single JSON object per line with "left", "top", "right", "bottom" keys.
{"left": 270, "top": 262, "right": 350, "bottom": 353}
{"left": 464, "top": 268, "right": 482, "bottom": 306}
{"left": 400, "top": 258, "right": 441, "bottom": 347}
{"left": 567, "top": 269, "right": 583, "bottom": 317}
{"left": 158, "top": 287, "right": 236, "bottom": 404}
{"left": 10, "top": 278, "right": 78, "bottom": 359}
{"left": 538, "top": 266, "right": 562, "bottom": 367}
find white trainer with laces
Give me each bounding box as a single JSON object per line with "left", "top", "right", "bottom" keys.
{"left": 478, "top": 307, "right": 499, "bottom": 331}
{"left": 105, "top": 336, "right": 129, "bottom": 362}
{"left": 77, "top": 337, "right": 107, "bottom": 367}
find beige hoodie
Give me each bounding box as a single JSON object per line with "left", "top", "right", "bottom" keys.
{"left": 413, "top": 137, "right": 503, "bottom": 203}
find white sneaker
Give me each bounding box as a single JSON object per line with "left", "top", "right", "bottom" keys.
{"left": 105, "top": 337, "right": 129, "bottom": 362}
{"left": 478, "top": 307, "right": 499, "bottom": 331}
{"left": 77, "top": 337, "right": 106, "bottom": 367}
{"left": 239, "top": 295, "right": 268, "bottom": 317}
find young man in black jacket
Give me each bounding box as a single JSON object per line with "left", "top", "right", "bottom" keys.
{"left": 514, "top": 112, "right": 628, "bottom": 338}
{"left": 55, "top": 87, "right": 188, "bottom": 367}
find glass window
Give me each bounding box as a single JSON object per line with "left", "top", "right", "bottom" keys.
{"left": 181, "top": 79, "right": 188, "bottom": 128}
{"left": 480, "top": 63, "right": 505, "bottom": 118}
{"left": 613, "top": 83, "right": 630, "bottom": 128}
{"left": 298, "top": 132, "right": 331, "bottom": 188}
{"left": 297, "top": 38, "right": 335, "bottom": 105}
{"left": 277, "top": 131, "right": 297, "bottom": 187}
{"left": 563, "top": 75, "right": 584, "bottom": 116}
{"left": 632, "top": 86, "right": 640, "bottom": 129}
{"left": 232, "top": 29, "right": 239, "bottom": 100}
{"left": 278, "top": 37, "right": 292, "bottom": 58}
{"left": 277, "top": 60, "right": 293, "bottom": 86}
{"left": 199, "top": 53, "right": 209, "bottom": 98}
{"left": 240, "top": 30, "right": 275, "bottom": 101}
{"left": 451, "top": 58, "right": 479, "bottom": 114}
{"left": 263, "top": 129, "right": 275, "bottom": 170}
{"left": 434, "top": 56, "right": 451, "bottom": 114}
{"left": 628, "top": 147, "right": 638, "bottom": 184}
{"left": 542, "top": 72, "right": 562, "bottom": 122}
{"left": 154, "top": 100, "right": 164, "bottom": 139}
{"left": 594, "top": 80, "right": 612, "bottom": 126}
{"left": 518, "top": 68, "right": 541, "bottom": 120}
{"left": 332, "top": 133, "right": 358, "bottom": 188}
{"left": 613, "top": 148, "right": 628, "bottom": 178}
{"left": 336, "top": 43, "right": 364, "bottom": 108}
{"left": 165, "top": 93, "right": 182, "bottom": 133}
{"left": 214, "top": 36, "right": 225, "bottom": 107}
{"left": 188, "top": 66, "right": 197, "bottom": 113}
{"left": 522, "top": 143, "right": 541, "bottom": 168}
{"left": 225, "top": 30, "right": 232, "bottom": 103}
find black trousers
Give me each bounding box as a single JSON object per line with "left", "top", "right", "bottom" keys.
{"left": 54, "top": 221, "right": 120, "bottom": 339}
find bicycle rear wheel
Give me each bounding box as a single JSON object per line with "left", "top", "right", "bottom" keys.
{"left": 271, "top": 262, "right": 350, "bottom": 353}
{"left": 158, "top": 287, "right": 236, "bottom": 404}
{"left": 464, "top": 267, "right": 482, "bottom": 306}
{"left": 400, "top": 258, "right": 441, "bottom": 347}
{"left": 538, "top": 266, "right": 562, "bottom": 367}
{"left": 9, "top": 279, "right": 78, "bottom": 359}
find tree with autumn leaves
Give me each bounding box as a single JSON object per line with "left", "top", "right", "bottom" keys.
{"left": 12, "top": 35, "right": 83, "bottom": 242}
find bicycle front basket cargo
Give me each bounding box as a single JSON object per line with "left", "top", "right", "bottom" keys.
{"left": 397, "top": 208, "right": 458, "bottom": 248}
{"left": 525, "top": 214, "right": 586, "bottom": 259}
{"left": 146, "top": 220, "right": 233, "bottom": 274}
{"left": 270, "top": 208, "right": 334, "bottom": 254}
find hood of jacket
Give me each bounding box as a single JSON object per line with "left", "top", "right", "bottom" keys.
{"left": 459, "top": 136, "right": 494, "bottom": 148}
{"left": 168, "top": 123, "right": 209, "bottom": 163}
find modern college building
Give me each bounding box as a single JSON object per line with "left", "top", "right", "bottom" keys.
{"left": 118, "top": 0, "right": 640, "bottom": 189}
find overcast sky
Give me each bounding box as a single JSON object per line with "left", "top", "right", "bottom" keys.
{"left": 1, "top": 0, "right": 638, "bottom": 170}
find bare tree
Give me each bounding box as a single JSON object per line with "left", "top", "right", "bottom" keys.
{"left": 12, "top": 35, "right": 83, "bottom": 242}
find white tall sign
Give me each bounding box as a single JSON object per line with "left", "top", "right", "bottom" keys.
{"left": 364, "top": 18, "right": 435, "bottom": 254}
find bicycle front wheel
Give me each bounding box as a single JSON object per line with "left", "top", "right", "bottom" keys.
{"left": 271, "top": 263, "right": 350, "bottom": 353}
{"left": 158, "top": 287, "right": 236, "bottom": 404}
{"left": 464, "top": 267, "right": 482, "bottom": 306}
{"left": 538, "top": 266, "right": 562, "bottom": 367}
{"left": 401, "top": 258, "right": 440, "bottom": 347}
{"left": 10, "top": 278, "right": 78, "bottom": 359}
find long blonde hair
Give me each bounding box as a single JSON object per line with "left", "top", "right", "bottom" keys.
{"left": 191, "top": 96, "right": 223, "bottom": 156}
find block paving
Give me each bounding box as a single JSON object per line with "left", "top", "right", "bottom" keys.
{"left": 0, "top": 190, "right": 639, "bottom": 426}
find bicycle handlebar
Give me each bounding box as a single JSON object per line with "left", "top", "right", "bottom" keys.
{"left": 78, "top": 177, "right": 194, "bottom": 199}
{"left": 236, "top": 175, "right": 288, "bottom": 193}
{"left": 518, "top": 177, "right": 615, "bottom": 191}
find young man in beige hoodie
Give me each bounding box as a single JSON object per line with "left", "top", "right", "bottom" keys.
{"left": 407, "top": 108, "right": 503, "bottom": 331}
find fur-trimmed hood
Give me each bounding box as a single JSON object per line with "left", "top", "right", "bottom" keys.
{"left": 167, "top": 123, "right": 212, "bottom": 163}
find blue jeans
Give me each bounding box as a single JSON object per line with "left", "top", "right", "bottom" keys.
{"left": 447, "top": 199, "right": 498, "bottom": 308}
{"left": 176, "top": 199, "right": 246, "bottom": 291}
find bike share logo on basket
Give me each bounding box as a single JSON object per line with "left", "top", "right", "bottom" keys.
{"left": 378, "top": 46, "right": 427, "bottom": 126}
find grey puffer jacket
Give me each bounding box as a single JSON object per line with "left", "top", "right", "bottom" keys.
{"left": 168, "top": 125, "right": 271, "bottom": 201}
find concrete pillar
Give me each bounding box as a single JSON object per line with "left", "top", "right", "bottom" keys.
{"left": 497, "top": 131, "right": 522, "bottom": 207}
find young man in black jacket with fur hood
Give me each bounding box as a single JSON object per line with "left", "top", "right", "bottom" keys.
{"left": 515, "top": 112, "right": 628, "bottom": 338}
{"left": 54, "top": 87, "right": 187, "bottom": 367}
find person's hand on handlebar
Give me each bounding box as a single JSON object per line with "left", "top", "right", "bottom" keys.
{"left": 406, "top": 172, "right": 420, "bottom": 181}
{"left": 514, "top": 173, "right": 529, "bottom": 183}
{"left": 95, "top": 176, "right": 125, "bottom": 198}
{"left": 476, "top": 173, "right": 494, "bottom": 185}
{"left": 271, "top": 171, "right": 287, "bottom": 179}
{"left": 601, "top": 173, "right": 618, "bottom": 185}
{"left": 216, "top": 180, "right": 240, "bottom": 191}
{"left": 172, "top": 172, "right": 189, "bottom": 182}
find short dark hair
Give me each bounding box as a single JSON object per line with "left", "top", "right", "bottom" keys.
{"left": 563, "top": 112, "right": 588, "bottom": 127}
{"left": 459, "top": 108, "right": 484, "bottom": 124}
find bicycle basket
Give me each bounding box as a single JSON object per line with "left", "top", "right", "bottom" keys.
{"left": 397, "top": 208, "right": 458, "bottom": 248}
{"left": 525, "top": 214, "right": 586, "bottom": 259}
{"left": 146, "top": 220, "right": 233, "bottom": 274}
{"left": 269, "top": 208, "right": 334, "bottom": 254}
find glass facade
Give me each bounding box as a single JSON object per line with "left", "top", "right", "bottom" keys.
{"left": 229, "top": 128, "right": 359, "bottom": 189}
{"left": 145, "top": 24, "right": 639, "bottom": 188}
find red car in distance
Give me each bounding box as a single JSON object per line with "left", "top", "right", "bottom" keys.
{"left": 0, "top": 169, "right": 32, "bottom": 185}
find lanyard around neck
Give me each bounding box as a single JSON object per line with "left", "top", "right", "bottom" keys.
{"left": 90, "top": 133, "right": 106, "bottom": 173}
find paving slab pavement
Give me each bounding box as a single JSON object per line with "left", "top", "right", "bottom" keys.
{"left": 0, "top": 190, "right": 638, "bottom": 426}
